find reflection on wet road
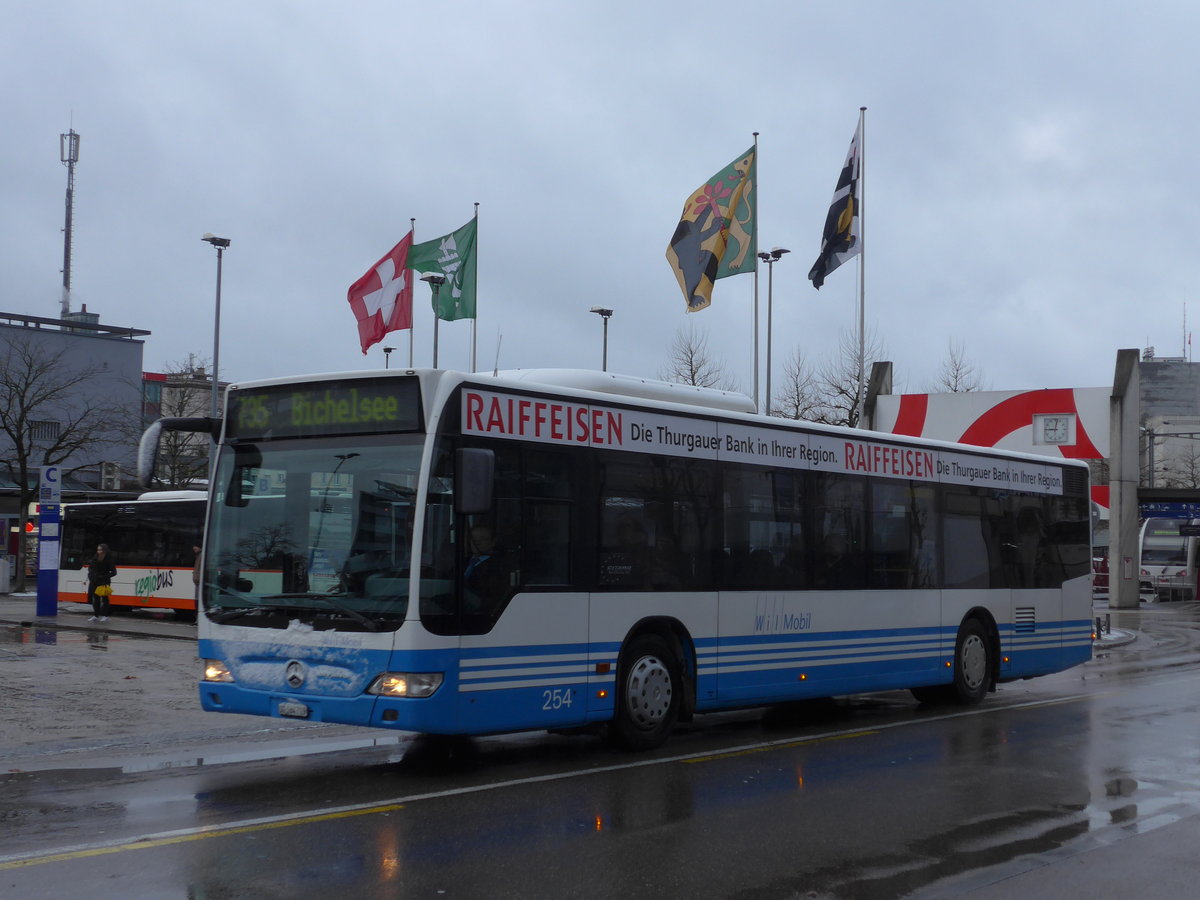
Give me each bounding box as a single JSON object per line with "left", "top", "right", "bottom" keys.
{"left": 4, "top": 604, "right": 1200, "bottom": 898}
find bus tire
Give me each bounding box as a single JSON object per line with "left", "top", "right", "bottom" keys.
{"left": 949, "top": 618, "right": 991, "bottom": 704}
{"left": 911, "top": 618, "right": 992, "bottom": 706}
{"left": 611, "top": 634, "right": 680, "bottom": 751}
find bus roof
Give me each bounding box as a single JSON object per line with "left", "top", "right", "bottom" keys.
{"left": 494, "top": 368, "right": 757, "bottom": 413}
{"left": 136, "top": 490, "right": 207, "bottom": 501}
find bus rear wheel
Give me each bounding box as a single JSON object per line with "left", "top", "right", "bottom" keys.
{"left": 611, "top": 634, "right": 680, "bottom": 751}
{"left": 949, "top": 618, "right": 991, "bottom": 704}
{"left": 912, "top": 618, "right": 992, "bottom": 706}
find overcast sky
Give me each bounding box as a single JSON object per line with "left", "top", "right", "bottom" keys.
{"left": 3, "top": 1, "right": 1196, "bottom": 405}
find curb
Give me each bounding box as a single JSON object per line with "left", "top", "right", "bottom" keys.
{"left": 0, "top": 600, "right": 196, "bottom": 642}
{"left": 0, "top": 616, "right": 196, "bottom": 642}
{"left": 1095, "top": 628, "right": 1137, "bottom": 649}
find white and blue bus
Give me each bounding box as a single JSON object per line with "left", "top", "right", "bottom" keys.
{"left": 139, "top": 368, "right": 1093, "bottom": 750}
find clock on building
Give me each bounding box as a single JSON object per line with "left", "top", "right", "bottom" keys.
{"left": 1037, "top": 414, "right": 1072, "bottom": 445}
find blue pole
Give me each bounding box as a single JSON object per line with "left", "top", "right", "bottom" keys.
{"left": 35, "top": 466, "right": 61, "bottom": 616}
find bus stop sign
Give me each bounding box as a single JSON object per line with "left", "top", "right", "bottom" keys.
{"left": 36, "top": 466, "right": 61, "bottom": 617}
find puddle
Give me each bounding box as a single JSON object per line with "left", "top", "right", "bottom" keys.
{"left": 1, "top": 624, "right": 125, "bottom": 646}
{"left": 1, "top": 624, "right": 60, "bottom": 645}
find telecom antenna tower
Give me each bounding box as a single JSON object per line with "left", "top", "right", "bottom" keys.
{"left": 60, "top": 128, "right": 80, "bottom": 317}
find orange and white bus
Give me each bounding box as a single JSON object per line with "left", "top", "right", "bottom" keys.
{"left": 58, "top": 491, "right": 206, "bottom": 615}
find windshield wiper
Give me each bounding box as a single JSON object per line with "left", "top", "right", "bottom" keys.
{"left": 260, "top": 592, "right": 384, "bottom": 632}
{"left": 210, "top": 606, "right": 263, "bottom": 624}
{"left": 207, "top": 585, "right": 266, "bottom": 623}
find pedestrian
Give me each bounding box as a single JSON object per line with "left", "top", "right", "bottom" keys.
{"left": 192, "top": 543, "right": 202, "bottom": 603}
{"left": 87, "top": 543, "right": 117, "bottom": 622}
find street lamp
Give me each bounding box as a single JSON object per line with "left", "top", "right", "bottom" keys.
{"left": 383, "top": 346, "right": 395, "bottom": 369}
{"left": 756, "top": 247, "right": 789, "bottom": 415}
{"left": 1143, "top": 420, "right": 1200, "bottom": 487}
{"left": 421, "top": 273, "right": 447, "bottom": 368}
{"left": 1142, "top": 425, "right": 1161, "bottom": 488}
{"left": 201, "top": 233, "right": 231, "bottom": 418}
{"left": 590, "top": 306, "right": 613, "bottom": 371}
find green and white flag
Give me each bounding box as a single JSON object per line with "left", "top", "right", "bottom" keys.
{"left": 407, "top": 217, "right": 478, "bottom": 321}
{"left": 665, "top": 146, "right": 756, "bottom": 312}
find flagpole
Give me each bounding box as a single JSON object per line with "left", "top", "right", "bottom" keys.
{"left": 856, "top": 106, "right": 867, "bottom": 427}
{"left": 751, "top": 131, "right": 760, "bottom": 413}
{"left": 471, "top": 202, "right": 479, "bottom": 373}
{"left": 409, "top": 217, "right": 416, "bottom": 367}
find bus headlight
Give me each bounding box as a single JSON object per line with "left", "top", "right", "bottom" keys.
{"left": 202, "top": 659, "right": 235, "bottom": 683}
{"left": 367, "top": 672, "right": 443, "bottom": 698}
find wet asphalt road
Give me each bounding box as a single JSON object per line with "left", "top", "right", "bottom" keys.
{"left": 3, "top": 601, "right": 1200, "bottom": 898}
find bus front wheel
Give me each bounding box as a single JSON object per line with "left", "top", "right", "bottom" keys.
{"left": 611, "top": 634, "right": 681, "bottom": 751}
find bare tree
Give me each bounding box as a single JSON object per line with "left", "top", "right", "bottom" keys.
{"left": 658, "top": 323, "right": 742, "bottom": 392}
{"left": 147, "top": 357, "right": 217, "bottom": 489}
{"left": 929, "top": 338, "right": 985, "bottom": 393}
{"left": 811, "top": 327, "right": 889, "bottom": 427}
{"left": 771, "top": 347, "right": 821, "bottom": 420}
{"left": 1159, "top": 443, "right": 1200, "bottom": 489}
{"left": 0, "top": 334, "right": 128, "bottom": 591}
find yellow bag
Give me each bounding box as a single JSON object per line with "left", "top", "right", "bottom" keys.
{"left": 94, "top": 585, "right": 112, "bottom": 597}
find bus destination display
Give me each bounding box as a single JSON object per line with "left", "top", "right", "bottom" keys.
{"left": 228, "top": 378, "right": 420, "bottom": 439}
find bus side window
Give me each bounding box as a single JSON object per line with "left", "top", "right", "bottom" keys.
{"left": 868, "top": 481, "right": 938, "bottom": 590}
{"left": 1013, "top": 501, "right": 1048, "bottom": 588}
{"left": 599, "top": 511, "right": 647, "bottom": 587}
{"left": 524, "top": 500, "right": 570, "bottom": 585}
{"left": 943, "top": 488, "right": 991, "bottom": 589}
{"left": 812, "top": 473, "right": 867, "bottom": 591}
{"left": 520, "top": 448, "right": 573, "bottom": 587}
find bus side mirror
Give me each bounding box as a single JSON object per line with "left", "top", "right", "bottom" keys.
{"left": 137, "top": 420, "right": 165, "bottom": 489}
{"left": 455, "top": 448, "right": 495, "bottom": 515}
{"left": 137, "top": 417, "right": 222, "bottom": 489}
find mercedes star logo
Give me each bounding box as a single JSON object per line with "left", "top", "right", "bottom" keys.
{"left": 285, "top": 660, "right": 306, "bottom": 689}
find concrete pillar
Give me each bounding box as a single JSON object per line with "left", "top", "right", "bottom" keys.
{"left": 1109, "top": 349, "right": 1141, "bottom": 609}
{"left": 862, "top": 361, "right": 893, "bottom": 431}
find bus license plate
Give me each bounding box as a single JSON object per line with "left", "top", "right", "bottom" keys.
{"left": 278, "top": 701, "right": 309, "bottom": 718}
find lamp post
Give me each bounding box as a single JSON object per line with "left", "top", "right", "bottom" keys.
{"left": 590, "top": 307, "right": 613, "bottom": 371}
{"left": 756, "top": 247, "right": 789, "bottom": 415}
{"left": 1143, "top": 420, "right": 1200, "bottom": 488}
{"left": 421, "top": 273, "right": 447, "bottom": 368}
{"left": 383, "top": 346, "right": 395, "bottom": 369}
{"left": 1142, "top": 425, "right": 1159, "bottom": 488}
{"left": 201, "top": 233, "right": 231, "bottom": 418}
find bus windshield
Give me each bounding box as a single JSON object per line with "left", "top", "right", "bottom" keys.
{"left": 204, "top": 435, "right": 424, "bottom": 631}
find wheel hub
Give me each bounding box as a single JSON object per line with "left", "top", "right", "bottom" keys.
{"left": 625, "top": 654, "right": 672, "bottom": 729}
{"left": 960, "top": 634, "right": 987, "bottom": 691}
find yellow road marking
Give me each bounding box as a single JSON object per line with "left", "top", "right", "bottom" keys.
{"left": 0, "top": 803, "right": 407, "bottom": 870}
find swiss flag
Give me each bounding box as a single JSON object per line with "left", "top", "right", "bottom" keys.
{"left": 347, "top": 231, "right": 414, "bottom": 354}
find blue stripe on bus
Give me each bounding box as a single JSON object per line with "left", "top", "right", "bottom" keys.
{"left": 199, "top": 617, "right": 1093, "bottom": 734}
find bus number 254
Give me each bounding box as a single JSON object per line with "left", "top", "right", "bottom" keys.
{"left": 542, "top": 689, "right": 574, "bottom": 710}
